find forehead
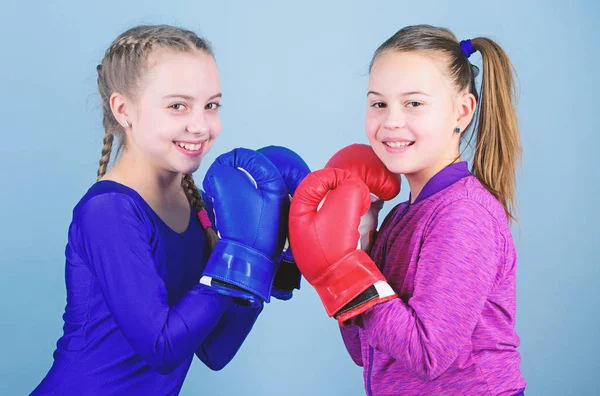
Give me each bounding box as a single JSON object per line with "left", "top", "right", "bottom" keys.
{"left": 368, "top": 51, "right": 452, "bottom": 93}
{"left": 141, "top": 49, "right": 220, "bottom": 96}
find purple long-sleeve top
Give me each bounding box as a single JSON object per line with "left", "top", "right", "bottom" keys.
{"left": 340, "top": 162, "right": 526, "bottom": 396}
{"left": 32, "top": 180, "right": 262, "bottom": 395}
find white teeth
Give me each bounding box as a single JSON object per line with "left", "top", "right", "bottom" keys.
{"left": 176, "top": 142, "right": 202, "bottom": 151}
{"left": 385, "top": 141, "right": 413, "bottom": 148}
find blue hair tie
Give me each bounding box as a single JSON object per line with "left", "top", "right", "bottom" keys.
{"left": 460, "top": 39, "right": 476, "bottom": 58}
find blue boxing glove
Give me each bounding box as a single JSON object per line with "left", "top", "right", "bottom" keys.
{"left": 257, "top": 146, "right": 311, "bottom": 301}
{"left": 201, "top": 148, "right": 289, "bottom": 306}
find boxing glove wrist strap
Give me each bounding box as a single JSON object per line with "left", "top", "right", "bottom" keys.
{"left": 334, "top": 280, "right": 396, "bottom": 323}
{"left": 202, "top": 239, "right": 278, "bottom": 302}
{"left": 311, "top": 250, "right": 388, "bottom": 317}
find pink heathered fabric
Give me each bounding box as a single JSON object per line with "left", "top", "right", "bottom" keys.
{"left": 340, "top": 175, "right": 526, "bottom": 396}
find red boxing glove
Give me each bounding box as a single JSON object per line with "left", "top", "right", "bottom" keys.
{"left": 325, "top": 144, "right": 400, "bottom": 253}
{"left": 289, "top": 145, "right": 400, "bottom": 325}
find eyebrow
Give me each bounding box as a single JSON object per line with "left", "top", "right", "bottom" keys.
{"left": 163, "top": 93, "right": 222, "bottom": 101}
{"left": 367, "top": 90, "right": 430, "bottom": 97}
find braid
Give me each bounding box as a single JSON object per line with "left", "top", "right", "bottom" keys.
{"left": 96, "top": 131, "right": 114, "bottom": 181}
{"left": 107, "top": 34, "right": 157, "bottom": 63}
{"left": 182, "top": 173, "right": 219, "bottom": 250}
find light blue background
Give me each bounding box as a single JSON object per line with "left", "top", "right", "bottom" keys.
{"left": 1, "top": 0, "right": 598, "bottom": 395}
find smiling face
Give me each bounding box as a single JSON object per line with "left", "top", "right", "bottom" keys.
{"left": 365, "top": 50, "right": 475, "bottom": 184}
{"left": 116, "top": 49, "right": 222, "bottom": 175}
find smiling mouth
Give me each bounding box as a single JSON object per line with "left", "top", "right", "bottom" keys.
{"left": 384, "top": 141, "right": 414, "bottom": 148}
{"left": 174, "top": 141, "right": 203, "bottom": 152}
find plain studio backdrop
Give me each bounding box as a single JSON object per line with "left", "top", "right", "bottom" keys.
{"left": 1, "top": 0, "right": 598, "bottom": 395}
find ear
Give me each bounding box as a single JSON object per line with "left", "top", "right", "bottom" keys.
{"left": 455, "top": 92, "right": 477, "bottom": 131}
{"left": 109, "top": 92, "right": 133, "bottom": 129}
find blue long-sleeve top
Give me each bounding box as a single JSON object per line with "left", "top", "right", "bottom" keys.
{"left": 32, "top": 180, "right": 263, "bottom": 395}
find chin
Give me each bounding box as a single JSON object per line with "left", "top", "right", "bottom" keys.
{"left": 383, "top": 162, "right": 409, "bottom": 175}
{"left": 381, "top": 157, "right": 424, "bottom": 176}
{"left": 180, "top": 163, "right": 202, "bottom": 175}
{"left": 171, "top": 157, "right": 203, "bottom": 175}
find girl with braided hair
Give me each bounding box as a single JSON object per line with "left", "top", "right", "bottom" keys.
{"left": 32, "top": 24, "right": 264, "bottom": 395}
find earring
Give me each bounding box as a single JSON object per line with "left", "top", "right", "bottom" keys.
{"left": 125, "top": 120, "right": 131, "bottom": 128}
{"left": 454, "top": 127, "right": 461, "bottom": 133}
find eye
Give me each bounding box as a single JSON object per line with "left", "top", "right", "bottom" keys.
{"left": 406, "top": 101, "right": 422, "bottom": 108}
{"left": 205, "top": 102, "right": 221, "bottom": 111}
{"left": 169, "top": 103, "right": 187, "bottom": 111}
{"left": 371, "top": 102, "right": 387, "bottom": 109}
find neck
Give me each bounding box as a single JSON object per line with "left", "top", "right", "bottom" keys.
{"left": 406, "top": 156, "right": 460, "bottom": 204}
{"left": 103, "top": 148, "right": 182, "bottom": 204}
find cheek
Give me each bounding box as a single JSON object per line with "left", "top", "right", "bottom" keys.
{"left": 137, "top": 119, "right": 181, "bottom": 153}
{"left": 211, "top": 118, "right": 222, "bottom": 139}
{"left": 364, "top": 112, "right": 380, "bottom": 142}
{"left": 409, "top": 113, "right": 444, "bottom": 142}
{"left": 139, "top": 111, "right": 172, "bottom": 136}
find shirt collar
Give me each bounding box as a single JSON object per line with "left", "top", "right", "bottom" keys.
{"left": 411, "top": 161, "right": 471, "bottom": 205}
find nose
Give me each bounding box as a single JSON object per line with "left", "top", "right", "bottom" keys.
{"left": 186, "top": 111, "right": 210, "bottom": 136}
{"left": 382, "top": 106, "right": 406, "bottom": 130}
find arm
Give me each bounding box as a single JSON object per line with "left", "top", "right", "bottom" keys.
{"left": 77, "top": 193, "right": 233, "bottom": 374}
{"left": 355, "top": 200, "right": 502, "bottom": 381}
{"left": 195, "top": 302, "right": 263, "bottom": 370}
{"left": 193, "top": 189, "right": 265, "bottom": 370}
{"left": 337, "top": 201, "right": 404, "bottom": 367}
{"left": 339, "top": 325, "right": 363, "bottom": 366}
